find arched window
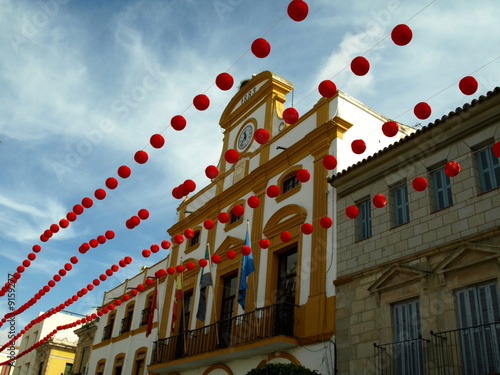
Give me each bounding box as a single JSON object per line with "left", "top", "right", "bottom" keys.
{"left": 112, "top": 354, "right": 125, "bottom": 375}
{"left": 120, "top": 302, "right": 135, "bottom": 334}
{"left": 102, "top": 311, "right": 116, "bottom": 341}
{"left": 132, "top": 348, "right": 147, "bottom": 375}
{"left": 140, "top": 292, "right": 155, "bottom": 327}
{"left": 95, "top": 359, "right": 105, "bottom": 375}
{"left": 277, "top": 165, "right": 303, "bottom": 202}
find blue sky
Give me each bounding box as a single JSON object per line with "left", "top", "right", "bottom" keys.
{"left": 0, "top": 0, "right": 499, "bottom": 345}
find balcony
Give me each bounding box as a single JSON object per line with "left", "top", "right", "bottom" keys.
{"left": 101, "top": 324, "right": 112, "bottom": 342}
{"left": 150, "top": 303, "right": 298, "bottom": 373}
{"left": 120, "top": 316, "right": 132, "bottom": 334}
{"left": 140, "top": 307, "right": 150, "bottom": 327}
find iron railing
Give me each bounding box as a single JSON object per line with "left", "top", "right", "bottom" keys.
{"left": 101, "top": 324, "right": 112, "bottom": 342}
{"left": 374, "top": 337, "right": 430, "bottom": 375}
{"left": 140, "top": 307, "right": 150, "bottom": 327}
{"left": 151, "top": 302, "right": 295, "bottom": 365}
{"left": 120, "top": 316, "right": 132, "bottom": 334}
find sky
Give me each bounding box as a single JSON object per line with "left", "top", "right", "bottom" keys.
{"left": 0, "top": 0, "right": 499, "bottom": 348}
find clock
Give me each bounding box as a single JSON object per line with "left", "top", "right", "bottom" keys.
{"left": 237, "top": 123, "right": 254, "bottom": 151}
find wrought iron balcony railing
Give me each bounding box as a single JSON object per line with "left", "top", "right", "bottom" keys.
{"left": 101, "top": 324, "right": 113, "bottom": 342}
{"left": 140, "top": 307, "right": 150, "bottom": 327}
{"left": 151, "top": 302, "right": 295, "bottom": 365}
{"left": 120, "top": 316, "right": 132, "bottom": 334}
{"left": 374, "top": 336, "right": 430, "bottom": 375}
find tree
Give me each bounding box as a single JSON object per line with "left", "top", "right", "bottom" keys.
{"left": 245, "top": 363, "right": 320, "bottom": 375}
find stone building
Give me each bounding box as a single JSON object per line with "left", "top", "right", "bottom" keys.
{"left": 72, "top": 321, "right": 97, "bottom": 375}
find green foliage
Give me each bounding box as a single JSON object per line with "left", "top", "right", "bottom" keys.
{"left": 245, "top": 363, "right": 320, "bottom": 375}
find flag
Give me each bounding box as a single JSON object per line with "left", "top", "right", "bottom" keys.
{"left": 146, "top": 280, "right": 158, "bottom": 337}
{"left": 196, "top": 245, "right": 213, "bottom": 322}
{"left": 171, "top": 275, "right": 183, "bottom": 333}
{"left": 238, "top": 224, "right": 255, "bottom": 310}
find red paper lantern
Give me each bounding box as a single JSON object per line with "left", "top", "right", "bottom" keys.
{"left": 144, "top": 278, "right": 153, "bottom": 287}
{"left": 92, "top": 278, "right": 100, "bottom": 286}
{"left": 205, "top": 165, "right": 219, "bottom": 179}
{"left": 151, "top": 244, "right": 160, "bottom": 253}
{"left": 161, "top": 240, "right": 171, "bottom": 249}
{"left": 89, "top": 239, "right": 98, "bottom": 248}
{"left": 105, "top": 230, "right": 115, "bottom": 239}
{"left": 227, "top": 250, "right": 236, "bottom": 259}
{"left": 199, "top": 259, "right": 208, "bottom": 267}
{"left": 301, "top": 223, "right": 313, "bottom": 235}
{"left": 117, "top": 165, "right": 131, "bottom": 179}
{"left": 318, "top": 80, "right": 337, "bottom": 98}
{"left": 176, "top": 265, "right": 185, "bottom": 273}
{"left": 22, "top": 259, "right": 31, "bottom": 268}
{"left": 266, "top": 185, "right": 280, "bottom": 198}
{"left": 412, "top": 177, "right": 428, "bottom": 191}
{"left": 171, "top": 187, "right": 183, "bottom": 199}
{"left": 138, "top": 208, "right": 150, "bottom": 220}
{"left": 323, "top": 155, "right": 337, "bottom": 170}
{"left": 373, "top": 194, "right": 387, "bottom": 208}
{"left": 216, "top": 72, "right": 234, "bottom": 91}
{"left": 351, "top": 139, "right": 366, "bottom": 154}
{"left": 184, "top": 262, "right": 194, "bottom": 271}
{"left": 346, "top": 205, "right": 359, "bottom": 219}
{"left": 218, "top": 212, "right": 230, "bottom": 223}
{"left": 59, "top": 268, "right": 67, "bottom": 276}
{"left": 156, "top": 269, "right": 167, "bottom": 278}
{"left": 50, "top": 223, "right": 59, "bottom": 233}
{"left": 70, "top": 256, "right": 79, "bottom": 264}
{"left": 134, "top": 150, "right": 149, "bottom": 164}
{"left": 382, "top": 121, "right": 399, "bottom": 137}
{"left": 99, "top": 274, "right": 107, "bottom": 281}
{"left": 351, "top": 56, "right": 370, "bottom": 76}
{"left": 391, "top": 24, "right": 413, "bottom": 46}
{"left": 48, "top": 280, "right": 55, "bottom": 287}
{"left": 225, "top": 149, "right": 239, "bottom": 164}
{"left": 137, "top": 284, "right": 145, "bottom": 292}
{"left": 492, "top": 142, "right": 500, "bottom": 157}
{"left": 142, "top": 249, "right": 151, "bottom": 258}
{"left": 283, "top": 107, "right": 299, "bottom": 125}
{"left": 459, "top": 76, "right": 478, "bottom": 95}
{"left": 81, "top": 197, "right": 93, "bottom": 208}
{"left": 97, "top": 235, "right": 106, "bottom": 244}
{"left": 130, "top": 216, "right": 140, "bottom": 226}
{"left": 251, "top": 38, "right": 271, "bottom": 58}
{"left": 167, "top": 267, "right": 175, "bottom": 275}
{"left": 44, "top": 229, "right": 53, "bottom": 238}
{"left": 320, "top": 216, "right": 333, "bottom": 228}
{"left": 80, "top": 243, "right": 90, "bottom": 253}
{"left": 203, "top": 219, "right": 215, "bottom": 230}
{"left": 150, "top": 134, "right": 165, "bottom": 149}
{"left": 17, "top": 265, "right": 25, "bottom": 273}
{"left": 66, "top": 212, "right": 77, "bottom": 222}
{"left": 254, "top": 128, "right": 270, "bottom": 144}
{"left": 94, "top": 188, "right": 106, "bottom": 200}
{"left": 296, "top": 169, "right": 310, "bottom": 182}
{"left": 280, "top": 232, "right": 292, "bottom": 242}
{"left": 247, "top": 195, "right": 260, "bottom": 208}
{"left": 124, "top": 256, "right": 132, "bottom": 264}
{"left": 184, "top": 228, "right": 195, "bottom": 239}
{"left": 27, "top": 252, "right": 36, "bottom": 261}
{"left": 173, "top": 234, "right": 184, "bottom": 244}
{"left": 184, "top": 179, "right": 196, "bottom": 193}
{"left": 105, "top": 268, "right": 113, "bottom": 276}
{"left": 105, "top": 177, "right": 118, "bottom": 190}
{"left": 241, "top": 245, "right": 252, "bottom": 256}
{"left": 444, "top": 161, "right": 461, "bottom": 177}
{"left": 33, "top": 244, "right": 41, "bottom": 253}
{"left": 54, "top": 274, "right": 62, "bottom": 282}
{"left": 287, "top": 0, "right": 309, "bottom": 21}
{"left": 193, "top": 94, "right": 210, "bottom": 111}
{"left": 119, "top": 259, "right": 126, "bottom": 267}
{"left": 59, "top": 218, "right": 69, "bottom": 228}
{"left": 414, "top": 102, "right": 432, "bottom": 120}
{"left": 211, "top": 254, "right": 221, "bottom": 263}
{"left": 232, "top": 204, "right": 245, "bottom": 217}
{"left": 171, "top": 115, "right": 187, "bottom": 131}
{"left": 110, "top": 264, "right": 119, "bottom": 272}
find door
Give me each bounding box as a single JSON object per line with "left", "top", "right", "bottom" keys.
{"left": 219, "top": 274, "right": 237, "bottom": 348}
{"left": 276, "top": 248, "right": 297, "bottom": 336}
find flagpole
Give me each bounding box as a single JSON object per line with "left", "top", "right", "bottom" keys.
{"left": 207, "top": 243, "right": 220, "bottom": 347}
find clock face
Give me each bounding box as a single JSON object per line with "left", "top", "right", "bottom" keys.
{"left": 237, "top": 123, "right": 254, "bottom": 151}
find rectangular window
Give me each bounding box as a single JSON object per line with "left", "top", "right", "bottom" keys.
{"left": 392, "top": 183, "right": 410, "bottom": 227}
{"left": 431, "top": 167, "right": 453, "bottom": 210}
{"left": 283, "top": 174, "right": 299, "bottom": 193}
{"left": 190, "top": 231, "right": 200, "bottom": 247}
{"left": 357, "top": 199, "right": 372, "bottom": 240}
{"left": 476, "top": 146, "right": 500, "bottom": 192}
{"left": 392, "top": 298, "right": 424, "bottom": 375}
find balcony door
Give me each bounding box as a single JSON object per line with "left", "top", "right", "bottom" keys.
{"left": 175, "top": 291, "right": 193, "bottom": 359}
{"left": 276, "top": 247, "right": 297, "bottom": 336}
{"left": 219, "top": 273, "right": 237, "bottom": 348}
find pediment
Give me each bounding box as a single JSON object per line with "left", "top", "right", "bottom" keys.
{"left": 263, "top": 204, "right": 307, "bottom": 238}
{"left": 433, "top": 243, "right": 500, "bottom": 274}
{"left": 214, "top": 235, "right": 245, "bottom": 256}
{"left": 368, "top": 264, "right": 430, "bottom": 293}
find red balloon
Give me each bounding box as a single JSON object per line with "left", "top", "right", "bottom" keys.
{"left": 97, "top": 235, "right": 106, "bottom": 244}
{"left": 351, "top": 139, "right": 366, "bottom": 154}
{"left": 216, "top": 72, "right": 234, "bottom": 91}
{"left": 283, "top": 107, "right": 299, "bottom": 125}
{"left": 203, "top": 219, "right": 215, "bottom": 230}
{"left": 167, "top": 267, "right": 175, "bottom": 275}
{"left": 81, "top": 197, "right": 93, "bottom": 208}
{"left": 296, "top": 169, "right": 310, "bottom": 183}
{"left": 248, "top": 195, "right": 260, "bottom": 208}
{"left": 205, "top": 165, "right": 219, "bottom": 179}
{"left": 373, "top": 194, "right": 387, "bottom": 208}
{"left": 105, "top": 177, "right": 118, "bottom": 190}
{"left": 227, "top": 250, "right": 236, "bottom": 259}
{"left": 66, "top": 212, "right": 77, "bottom": 222}
{"left": 382, "top": 121, "right": 399, "bottom": 137}
{"left": 492, "top": 141, "right": 500, "bottom": 157}
{"left": 323, "top": 155, "right": 337, "bottom": 170}
{"left": 280, "top": 232, "right": 292, "bottom": 242}
{"left": 287, "top": 0, "right": 309, "bottom": 22}
{"left": 444, "top": 161, "right": 461, "bottom": 177}
{"left": 412, "top": 177, "right": 428, "bottom": 191}
{"left": 94, "top": 188, "right": 106, "bottom": 200}
{"left": 138, "top": 208, "right": 150, "bottom": 220}
{"left": 211, "top": 254, "right": 221, "bottom": 264}
{"left": 142, "top": 249, "right": 151, "bottom": 258}
{"left": 59, "top": 218, "right": 69, "bottom": 228}
{"left": 117, "top": 165, "right": 131, "bottom": 179}
{"left": 391, "top": 24, "right": 413, "bottom": 46}
{"left": 346, "top": 205, "right": 359, "bottom": 219}
{"left": 184, "top": 179, "right": 196, "bottom": 193}
{"left": 105, "top": 230, "right": 115, "bottom": 239}
{"left": 173, "top": 234, "right": 184, "bottom": 244}
{"left": 184, "top": 228, "right": 195, "bottom": 239}
{"left": 225, "top": 149, "right": 239, "bottom": 164}
{"left": 193, "top": 94, "right": 210, "bottom": 111}
{"left": 199, "top": 258, "right": 208, "bottom": 267}
{"left": 232, "top": 204, "right": 245, "bottom": 217}
{"left": 266, "top": 185, "right": 280, "bottom": 198}
{"left": 150, "top": 134, "right": 165, "bottom": 149}
{"left": 70, "top": 256, "right": 79, "bottom": 264}
{"left": 301, "top": 223, "right": 313, "bottom": 235}
{"left": 171, "top": 115, "right": 187, "bottom": 131}
{"left": 176, "top": 264, "right": 185, "bottom": 273}
{"left": 218, "top": 212, "right": 230, "bottom": 223}
{"left": 134, "top": 150, "right": 149, "bottom": 164}
{"left": 241, "top": 245, "right": 251, "bottom": 256}
{"left": 254, "top": 128, "right": 270, "bottom": 144}
{"left": 251, "top": 38, "right": 271, "bottom": 58}
{"left": 459, "top": 76, "right": 478, "bottom": 95}
{"left": 161, "top": 240, "right": 171, "bottom": 249}
{"left": 414, "top": 102, "right": 432, "bottom": 120}
{"left": 318, "top": 80, "right": 337, "bottom": 98}
{"left": 320, "top": 216, "right": 333, "bottom": 228}
{"left": 351, "top": 56, "right": 370, "bottom": 76}
{"left": 50, "top": 223, "right": 59, "bottom": 233}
